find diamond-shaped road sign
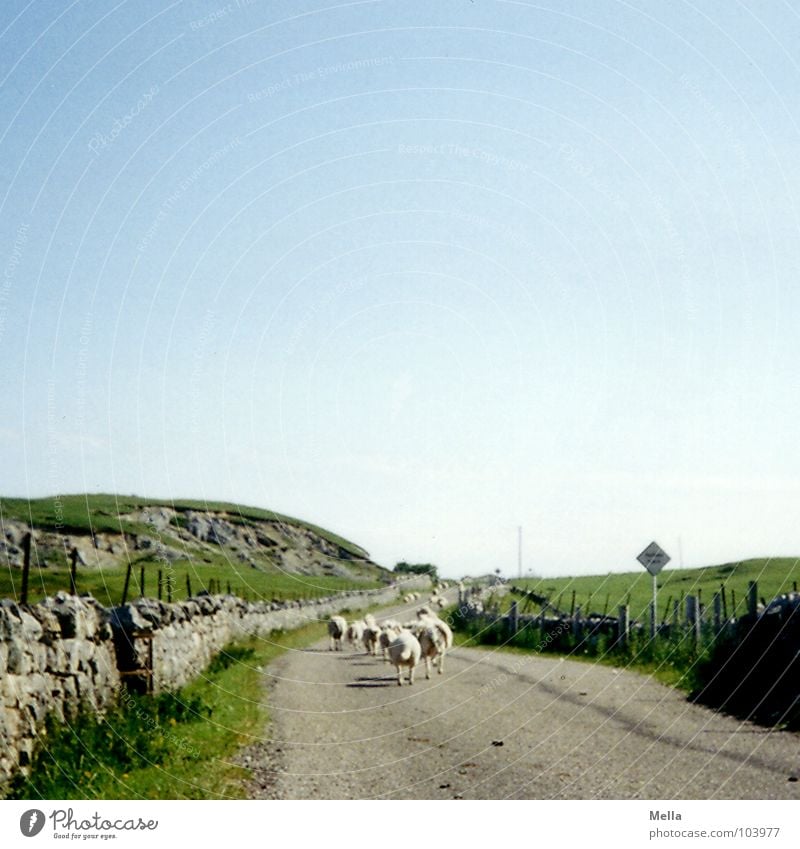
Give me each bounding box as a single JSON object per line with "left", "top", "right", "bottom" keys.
{"left": 637, "top": 541, "right": 670, "bottom": 576}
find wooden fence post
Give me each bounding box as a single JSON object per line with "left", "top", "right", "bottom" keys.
{"left": 509, "top": 600, "right": 518, "bottom": 637}
{"left": 139, "top": 566, "right": 145, "bottom": 598}
{"left": 121, "top": 562, "right": 132, "bottom": 606}
{"left": 573, "top": 605, "right": 582, "bottom": 641}
{"left": 686, "top": 595, "right": 700, "bottom": 642}
{"left": 21, "top": 531, "right": 32, "bottom": 605}
{"left": 747, "top": 581, "right": 758, "bottom": 618}
{"left": 720, "top": 584, "right": 728, "bottom": 620}
{"left": 157, "top": 570, "right": 163, "bottom": 601}
{"left": 618, "top": 604, "right": 629, "bottom": 648}
{"left": 69, "top": 547, "right": 79, "bottom": 596}
{"left": 672, "top": 599, "right": 679, "bottom": 629}
{"left": 227, "top": 580, "right": 232, "bottom": 595}
{"left": 167, "top": 574, "right": 173, "bottom": 603}
{"left": 713, "top": 592, "right": 722, "bottom": 633}
{"left": 570, "top": 590, "right": 576, "bottom": 618}
{"left": 186, "top": 574, "right": 192, "bottom": 598}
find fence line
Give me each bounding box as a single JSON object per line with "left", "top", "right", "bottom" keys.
{"left": 460, "top": 581, "right": 800, "bottom": 651}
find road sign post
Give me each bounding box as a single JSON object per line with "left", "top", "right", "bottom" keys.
{"left": 637, "top": 541, "right": 670, "bottom": 638}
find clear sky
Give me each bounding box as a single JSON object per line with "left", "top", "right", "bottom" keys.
{"left": 1, "top": 1, "right": 799, "bottom": 578}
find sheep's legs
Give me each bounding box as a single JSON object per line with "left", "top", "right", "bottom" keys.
{"left": 396, "top": 665, "right": 403, "bottom": 686}
{"left": 409, "top": 664, "right": 415, "bottom": 685}
{"left": 425, "top": 657, "right": 431, "bottom": 679}
{"left": 438, "top": 652, "right": 445, "bottom": 674}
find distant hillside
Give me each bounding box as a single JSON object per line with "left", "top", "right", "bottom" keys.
{"left": 0, "top": 494, "right": 390, "bottom": 605}
{"left": 511, "top": 557, "right": 800, "bottom": 621}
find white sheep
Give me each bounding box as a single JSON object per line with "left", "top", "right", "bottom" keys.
{"left": 328, "top": 615, "right": 347, "bottom": 651}
{"left": 379, "top": 625, "right": 400, "bottom": 661}
{"left": 418, "top": 623, "right": 448, "bottom": 678}
{"left": 346, "top": 620, "right": 364, "bottom": 648}
{"left": 416, "top": 608, "right": 453, "bottom": 651}
{"left": 388, "top": 629, "right": 422, "bottom": 686}
{"left": 362, "top": 624, "right": 380, "bottom": 655}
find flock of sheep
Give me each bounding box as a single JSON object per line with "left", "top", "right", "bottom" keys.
{"left": 327, "top": 588, "right": 455, "bottom": 686}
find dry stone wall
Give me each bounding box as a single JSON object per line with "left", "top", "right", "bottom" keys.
{"left": 0, "top": 595, "right": 120, "bottom": 790}
{"left": 0, "top": 576, "right": 431, "bottom": 793}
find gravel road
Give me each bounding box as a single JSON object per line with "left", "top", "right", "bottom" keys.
{"left": 243, "top": 606, "right": 800, "bottom": 800}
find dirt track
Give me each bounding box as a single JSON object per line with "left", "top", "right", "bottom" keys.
{"left": 243, "top": 606, "right": 800, "bottom": 800}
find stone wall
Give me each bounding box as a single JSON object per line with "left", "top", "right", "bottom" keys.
{"left": 0, "top": 576, "right": 431, "bottom": 793}
{"left": 0, "top": 596, "right": 120, "bottom": 789}
{"left": 108, "top": 576, "right": 432, "bottom": 692}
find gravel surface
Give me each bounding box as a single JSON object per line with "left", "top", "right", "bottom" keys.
{"left": 242, "top": 606, "right": 800, "bottom": 800}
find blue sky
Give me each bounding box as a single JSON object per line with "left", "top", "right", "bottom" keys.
{"left": 2, "top": 1, "right": 800, "bottom": 577}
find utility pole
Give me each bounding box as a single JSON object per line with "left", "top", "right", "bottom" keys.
{"left": 518, "top": 526, "right": 522, "bottom": 580}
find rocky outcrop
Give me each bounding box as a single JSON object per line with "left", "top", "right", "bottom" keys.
{"left": 2, "top": 505, "right": 383, "bottom": 581}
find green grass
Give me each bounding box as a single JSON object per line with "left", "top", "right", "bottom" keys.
{"left": 10, "top": 622, "right": 329, "bottom": 800}
{"left": 510, "top": 557, "right": 800, "bottom": 623}
{"left": 0, "top": 560, "right": 383, "bottom": 608}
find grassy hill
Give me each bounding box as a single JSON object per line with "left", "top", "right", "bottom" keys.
{"left": 0, "top": 494, "right": 388, "bottom": 606}
{"left": 509, "top": 557, "right": 800, "bottom": 622}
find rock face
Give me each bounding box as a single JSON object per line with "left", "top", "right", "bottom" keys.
{"left": 1, "top": 505, "right": 382, "bottom": 581}
{"left": 0, "top": 576, "right": 432, "bottom": 794}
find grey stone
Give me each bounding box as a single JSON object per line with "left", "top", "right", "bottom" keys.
{"left": 109, "top": 604, "right": 153, "bottom": 633}
{"left": 6, "top": 644, "right": 30, "bottom": 675}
